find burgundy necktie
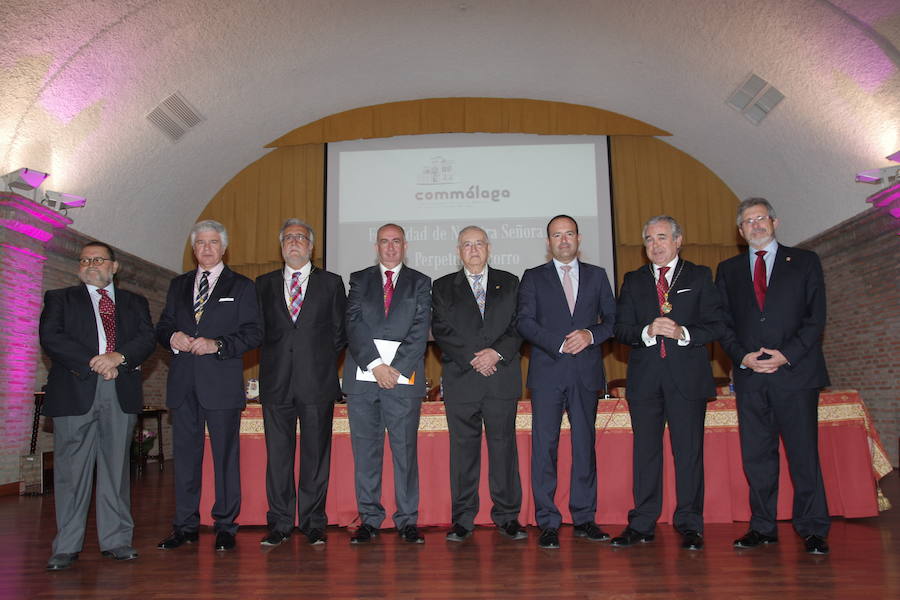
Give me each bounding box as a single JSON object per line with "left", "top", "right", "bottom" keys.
{"left": 97, "top": 289, "right": 116, "bottom": 353}
{"left": 754, "top": 250, "right": 767, "bottom": 310}
{"left": 384, "top": 270, "right": 394, "bottom": 316}
{"left": 656, "top": 266, "right": 670, "bottom": 358}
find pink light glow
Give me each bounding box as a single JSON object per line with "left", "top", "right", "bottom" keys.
{"left": 0, "top": 193, "right": 71, "bottom": 228}
{"left": 0, "top": 219, "right": 53, "bottom": 242}
{"left": 18, "top": 168, "right": 50, "bottom": 189}
{"left": 890, "top": 207, "right": 900, "bottom": 219}
{"left": 866, "top": 182, "right": 900, "bottom": 207}
{"left": 0, "top": 244, "right": 46, "bottom": 460}
{"left": 0, "top": 243, "right": 47, "bottom": 261}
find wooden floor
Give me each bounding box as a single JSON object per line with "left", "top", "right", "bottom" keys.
{"left": 2, "top": 465, "right": 898, "bottom": 599}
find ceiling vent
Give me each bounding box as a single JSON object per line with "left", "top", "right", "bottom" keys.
{"left": 147, "top": 92, "right": 204, "bottom": 142}
{"left": 726, "top": 74, "right": 784, "bottom": 125}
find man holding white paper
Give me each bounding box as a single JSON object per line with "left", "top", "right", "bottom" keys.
{"left": 343, "top": 223, "right": 431, "bottom": 544}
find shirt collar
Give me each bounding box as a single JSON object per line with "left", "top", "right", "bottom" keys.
{"left": 654, "top": 255, "right": 679, "bottom": 276}
{"left": 284, "top": 262, "right": 311, "bottom": 280}
{"left": 379, "top": 263, "right": 403, "bottom": 278}
{"left": 197, "top": 262, "right": 225, "bottom": 278}
{"left": 552, "top": 258, "right": 578, "bottom": 273}
{"left": 464, "top": 265, "right": 488, "bottom": 279}
{"left": 86, "top": 282, "right": 115, "bottom": 300}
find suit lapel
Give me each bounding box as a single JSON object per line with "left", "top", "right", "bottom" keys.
{"left": 79, "top": 284, "right": 101, "bottom": 354}
{"left": 767, "top": 243, "right": 789, "bottom": 292}
{"left": 294, "top": 267, "right": 320, "bottom": 327}
{"left": 543, "top": 261, "right": 569, "bottom": 313}
{"left": 455, "top": 270, "right": 482, "bottom": 322}
{"left": 196, "top": 267, "right": 232, "bottom": 323}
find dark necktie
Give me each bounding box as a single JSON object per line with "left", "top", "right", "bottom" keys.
{"left": 384, "top": 270, "right": 394, "bottom": 316}
{"left": 753, "top": 251, "right": 767, "bottom": 310}
{"left": 656, "top": 266, "right": 670, "bottom": 358}
{"left": 194, "top": 270, "right": 210, "bottom": 323}
{"left": 97, "top": 289, "right": 116, "bottom": 353}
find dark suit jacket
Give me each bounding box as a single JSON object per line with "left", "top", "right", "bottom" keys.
{"left": 431, "top": 268, "right": 522, "bottom": 401}
{"left": 156, "top": 266, "right": 262, "bottom": 409}
{"left": 39, "top": 284, "right": 156, "bottom": 417}
{"left": 715, "top": 244, "right": 830, "bottom": 392}
{"left": 256, "top": 267, "right": 347, "bottom": 404}
{"left": 517, "top": 261, "right": 616, "bottom": 392}
{"left": 342, "top": 265, "right": 431, "bottom": 398}
{"left": 615, "top": 259, "right": 725, "bottom": 400}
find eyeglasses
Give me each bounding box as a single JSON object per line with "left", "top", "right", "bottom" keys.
{"left": 740, "top": 215, "right": 772, "bottom": 227}
{"left": 282, "top": 233, "right": 310, "bottom": 243}
{"left": 460, "top": 240, "right": 488, "bottom": 250}
{"left": 79, "top": 257, "right": 112, "bottom": 266}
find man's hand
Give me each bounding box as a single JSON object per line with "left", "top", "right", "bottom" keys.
{"left": 171, "top": 331, "right": 195, "bottom": 352}
{"left": 89, "top": 352, "right": 122, "bottom": 380}
{"left": 742, "top": 348, "right": 785, "bottom": 373}
{"left": 372, "top": 364, "right": 401, "bottom": 389}
{"left": 562, "top": 329, "right": 592, "bottom": 354}
{"left": 470, "top": 348, "right": 501, "bottom": 377}
{"left": 647, "top": 317, "right": 683, "bottom": 340}
{"left": 189, "top": 337, "right": 219, "bottom": 356}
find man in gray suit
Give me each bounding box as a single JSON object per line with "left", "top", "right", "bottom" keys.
{"left": 343, "top": 223, "right": 431, "bottom": 544}
{"left": 39, "top": 241, "right": 156, "bottom": 570}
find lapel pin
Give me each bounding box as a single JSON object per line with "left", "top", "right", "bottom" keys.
{"left": 786, "top": 256, "right": 791, "bottom": 262}
{"left": 495, "top": 285, "right": 501, "bottom": 289}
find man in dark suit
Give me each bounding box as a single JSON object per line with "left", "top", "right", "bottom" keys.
{"left": 343, "top": 223, "right": 431, "bottom": 544}
{"left": 156, "top": 220, "right": 262, "bottom": 552}
{"left": 611, "top": 216, "right": 724, "bottom": 551}
{"left": 256, "top": 219, "right": 347, "bottom": 547}
{"left": 716, "top": 198, "right": 831, "bottom": 555}
{"left": 39, "top": 241, "right": 156, "bottom": 570}
{"left": 517, "top": 214, "right": 616, "bottom": 549}
{"left": 431, "top": 226, "right": 525, "bottom": 542}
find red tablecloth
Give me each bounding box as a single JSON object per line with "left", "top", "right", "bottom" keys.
{"left": 200, "top": 390, "right": 891, "bottom": 527}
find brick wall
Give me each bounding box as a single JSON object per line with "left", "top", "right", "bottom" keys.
{"left": 0, "top": 193, "right": 177, "bottom": 485}
{"left": 800, "top": 203, "right": 900, "bottom": 468}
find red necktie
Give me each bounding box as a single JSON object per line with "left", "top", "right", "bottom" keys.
{"left": 384, "top": 270, "right": 394, "bottom": 316}
{"left": 753, "top": 250, "right": 767, "bottom": 310}
{"left": 656, "top": 266, "right": 670, "bottom": 358}
{"left": 97, "top": 289, "right": 116, "bottom": 353}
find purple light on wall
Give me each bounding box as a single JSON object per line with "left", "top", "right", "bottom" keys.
{"left": 0, "top": 193, "right": 71, "bottom": 228}
{"left": 867, "top": 182, "right": 900, "bottom": 207}
{"left": 0, "top": 219, "right": 53, "bottom": 242}
{"left": 0, "top": 243, "right": 47, "bottom": 261}
{"left": 0, "top": 244, "right": 46, "bottom": 458}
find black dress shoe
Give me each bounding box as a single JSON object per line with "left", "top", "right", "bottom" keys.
{"left": 538, "top": 528, "right": 560, "bottom": 549}
{"left": 399, "top": 525, "right": 425, "bottom": 544}
{"left": 803, "top": 535, "right": 829, "bottom": 555}
{"left": 157, "top": 530, "right": 199, "bottom": 549}
{"left": 305, "top": 529, "right": 327, "bottom": 545}
{"left": 101, "top": 545, "right": 139, "bottom": 560}
{"left": 260, "top": 530, "right": 290, "bottom": 547}
{"left": 46, "top": 553, "right": 78, "bottom": 571}
{"left": 733, "top": 530, "right": 778, "bottom": 548}
{"left": 498, "top": 520, "right": 528, "bottom": 540}
{"left": 350, "top": 523, "right": 379, "bottom": 544}
{"left": 573, "top": 522, "right": 610, "bottom": 542}
{"left": 445, "top": 523, "right": 472, "bottom": 542}
{"left": 610, "top": 527, "right": 655, "bottom": 547}
{"left": 215, "top": 531, "right": 236, "bottom": 551}
{"left": 681, "top": 531, "right": 704, "bottom": 550}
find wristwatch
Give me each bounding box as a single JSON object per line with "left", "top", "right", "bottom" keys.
{"left": 215, "top": 338, "right": 225, "bottom": 358}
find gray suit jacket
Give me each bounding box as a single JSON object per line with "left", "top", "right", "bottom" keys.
{"left": 342, "top": 264, "right": 431, "bottom": 398}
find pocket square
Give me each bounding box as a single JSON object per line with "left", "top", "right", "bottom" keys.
{"left": 676, "top": 288, "right": 691, "bottom": 294}
{"left": 218, "top": 297, "right": 235, "bottom": 302}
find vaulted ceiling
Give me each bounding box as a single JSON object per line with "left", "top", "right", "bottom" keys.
{"left": 2, "top": 0, "right": 897, "bottom": 271}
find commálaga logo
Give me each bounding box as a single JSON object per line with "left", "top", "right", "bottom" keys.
{"left": 414, "top": 155, "right": 510, "bottom": 203}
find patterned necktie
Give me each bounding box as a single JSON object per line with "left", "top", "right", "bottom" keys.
{"left": 561, "top": 265, "right": 576, "bottom": 315}
{"left": 97, "top": 289, "right": 116, "bottom": 353}
{"left": 471, "top": 273, "right": 486, "bottom": 317}
{"left": 289, "top": 271, "right": 303, "bottom": 322}
{"left": 656, "top": 266, "right": 670, "bottom": 358}
{"left": 754, "top": 250, "right": 767, "bottom": 311}
{"left": 193, "top": 270, "right": 210, "bottom": 323}
{"left": 383, "top": 270, "right": 394, "bottom": 316}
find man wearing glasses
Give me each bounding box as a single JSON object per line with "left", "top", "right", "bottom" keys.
{"left": 716, "top": 198, "right": 831, "bottom": 555}
{"left": 255, "top": 219, "right": 347, "bottom": 547}
{"left": 156, "top": 220, "right": 262, "bottom": 552}
{"left": 40, "top": 242, "right": 156, "bottom": 570}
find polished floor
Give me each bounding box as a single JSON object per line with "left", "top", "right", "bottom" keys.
{"left": 2, "top": 464, "right": 897, "bottom": 599}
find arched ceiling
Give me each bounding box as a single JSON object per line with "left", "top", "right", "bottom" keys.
{"left": 2, "top": 0, "right": 897, "bottom": 271}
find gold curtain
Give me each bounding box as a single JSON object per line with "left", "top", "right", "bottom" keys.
{"left": 187, "top": 98, "right": 741, "bottom": 386}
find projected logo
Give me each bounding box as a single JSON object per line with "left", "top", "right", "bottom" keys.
{"left": 417, "top": 156, "right": 456, "bottom": 185}
{"left": 415, "top": 155, "right": 510, "bottom": 204}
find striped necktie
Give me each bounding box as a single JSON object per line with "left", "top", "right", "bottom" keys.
{"left": 471, "top": 273, "right": 485, "bottom": 317}
{"left": 193, "top": 270, "right": 210, "bottom": 323}
{"left": 289, "top": 271, "right": 303, "bottom": 322}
